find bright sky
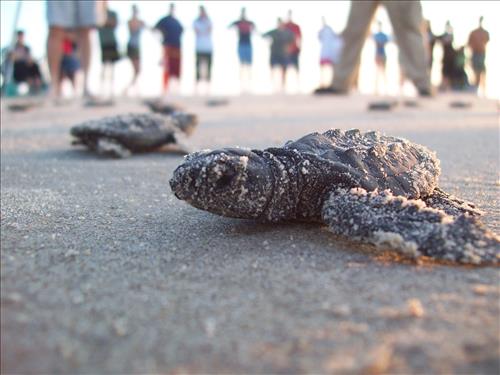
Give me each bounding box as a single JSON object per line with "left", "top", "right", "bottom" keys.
{"left": 1, "top": 0, "right": 499, "bottom": 98}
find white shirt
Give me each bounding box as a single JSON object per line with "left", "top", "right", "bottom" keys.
{"left": 193, "top": 17, "right": 213, "bottom": 53}
{"left": 319, "top": 25, "right": 343, "bottom": 64}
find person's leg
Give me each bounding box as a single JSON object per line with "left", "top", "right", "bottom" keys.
{"left": 207, "top": 53, "right": 212, "bottom": 83}
{"left": 281, "top": 63, "right": 287, "bottom": 90}
{"left": 100, "top": 59, "right": 106, "bottom": 95}
{"left": 196, "top": 52, "right": 202, "bottom": 83}
{"left": 293, "top": 52, "right": 300, "bottom": 88}
{"left": 381, "top": 60, "right": 387, "bottom": 94}
{"left": 384, "top": 1, "right": 431, "bottom": 94}
{"left": 47, "top": 26, "right": 66, "bottom": 97}
{"left": 331, "top": 1, "right": 378, "bottom": 91}
{"left": 479, "top": 69, "right": 486, "bottom": 93}
{"left": 132, "top": 58, "right": 140, "bottom": 85}
{"left": 162, "top": 46, "right": 169, "bottom": 94}
{"left": 110, "top": 62, "right": 115, "bottom": 98}
{"left": 76, "top": 27, "right": 92, "bottom": 96}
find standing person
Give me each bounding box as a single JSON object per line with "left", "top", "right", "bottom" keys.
{"left": 124, "top": 4, "right": 145, "bottom": 96}
{"left": 439, "top": 20, "right": 455, "bottom": 91}
{"left": 46, "top": 0, "right": 101, "bottom": 100}
{"left": 263, "top": 18, "right": 294, "bottom": 91}
{"left": 373, "top": 21, "right": 389, "bottom": 95}
{"left": 284, "top": 10, "right": 302, "bottom": 87}
{"left": 193, "top": 5, "right": 213, "bottom": 94}
{"left": 468, "top": 16, "right": 489, "bottom": 93}
{"left": 318, "top": 17, "right": 343, "bottom": 88}
{"left": 315, "top": 1, "right": 431, "bottom": 97}
{"left": 154, "top": 3, "right": 184, "bottom": 95}
{"left": 98, "top": 3, "right": 119, "bottom": 97}
{"left": 228, "top": 7, "right": 255, "bottom": 90}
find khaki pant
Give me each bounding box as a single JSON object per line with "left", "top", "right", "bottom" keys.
{"left": 332, "top": 0, "right": 430, "bottom": 92}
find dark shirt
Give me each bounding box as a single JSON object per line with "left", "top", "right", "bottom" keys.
{"left": 230, "top": 20, "right": 255, "bottom": 45}
{"left": 155, "top": 15, "right": 184, "bottom": 47}
{"left": 263, "top": 28, "right": 294, "bottom": 60}
{"left": 99, "top": 10, "right": 118, "bottom": 47}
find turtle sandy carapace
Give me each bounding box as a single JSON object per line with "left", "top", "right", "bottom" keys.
{"left": 71, "top": 112, "right": 197, "bottom": 158}
{"left": 143, "top": 99, "right": 184, "bottom": 115}
{"left": 170, "top": 129, "right": 499, "bottom": 265}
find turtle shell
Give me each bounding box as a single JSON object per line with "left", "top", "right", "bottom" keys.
{"left": 283, "top": 129, "right": 440, "bottom": 199}
{"left": 71, "top": 113, "right": 196, "bottom": 152}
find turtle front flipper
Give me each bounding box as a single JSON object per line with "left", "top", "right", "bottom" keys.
{"left": 96, "top": 138, "right": 132, "bottom": 158}
{"left": 423, "top": 187, "right": 483, "bottom": 217}
{"left": 322, "top": 188, "right": 500, "bottom": 265}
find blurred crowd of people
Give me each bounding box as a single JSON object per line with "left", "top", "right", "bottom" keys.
{"left": 0, "top": 1, "right": 491, "bottom": 100}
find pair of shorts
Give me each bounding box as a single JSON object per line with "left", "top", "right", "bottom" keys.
{"left": 164, "top": 46, "right": 181, "bottom": 78}
{"left": 60, "top": 55, "right": 80, "bottom": 79}
{"left": 270, "top": 55, "right": 287, "bottom": 68}
{"left": 101, "top": 44, "right": 120, "bottom": 63}
{"left": 287, "top": 52, "right": 299, "bottom": 68}
{"left": 127, "top": 44, "right": 140, "bottom": 60}
{"left": 472, "top": 53, "right": 486, "bottom": 72}
{"left": 47, "top": 0, "right": 98, "bottom": 28}
{"left": 238, "top": 43, "right": 252, "bottom": 65}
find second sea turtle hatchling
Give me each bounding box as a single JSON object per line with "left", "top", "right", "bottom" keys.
{"left": 71, "top": 112, "right": 198, "bottom": 158}
{"left": 170, "top": 129, "right": 499, "bottom": 265}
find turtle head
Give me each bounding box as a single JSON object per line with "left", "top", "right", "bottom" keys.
{"left": 172, "top": 112, "right": 198, "bottom": 136}
{"left": 170, "top": 148, "right": 273, "bottom": 219}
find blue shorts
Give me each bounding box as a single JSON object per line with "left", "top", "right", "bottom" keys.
{"left": 238, "top": 44, "right": 252, "bottom": 65}
{"left": 270, "top": 55, "right": 287, "bottom": 67}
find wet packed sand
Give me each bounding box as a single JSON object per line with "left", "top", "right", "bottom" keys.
{"left": 1, "top": 93, "right": 499, "bottom": 374}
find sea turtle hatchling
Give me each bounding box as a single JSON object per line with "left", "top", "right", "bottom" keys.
{"left": 170, "top": 129, "right": 500, "bottom": 265}
{"left": 71, "top": 112, "right": 197, "bottom": 158}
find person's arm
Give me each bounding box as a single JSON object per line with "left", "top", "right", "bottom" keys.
{"left": 296, "top": 25, "right": 302, "bottom": 50}
{"left": 262, "top": 29, "right": 272, "bottom": 38}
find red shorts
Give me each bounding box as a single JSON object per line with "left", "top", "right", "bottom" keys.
{"left": 164, "top": 46, "right": 181, "bottom": 78}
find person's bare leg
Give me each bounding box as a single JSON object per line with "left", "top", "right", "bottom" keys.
{"left": 101, "top": 63, "right": 106, "bottom": 96}
{"left": 132, "top": 59, "right": 140, "bottom": 86}
{"left": 110, "top": 63, "right": 115, "bottom": 98}
{"left": 47, "top": 26, "right": 65, "bottom": 98}
{"left": 76, "top": 27, "right": 92, "bottom": 97}
{"left": 125, "top": 58, "right": 140, "bottom": 96}
{"left": 282, "top": 66, "right": 287, "bottom": 91}
{"left": 479, "top": 71, "right": 486, "bottom": 95}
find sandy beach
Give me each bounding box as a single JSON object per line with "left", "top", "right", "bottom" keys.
{"left": 1, "top": 93, "right": 499, "bottom": 374}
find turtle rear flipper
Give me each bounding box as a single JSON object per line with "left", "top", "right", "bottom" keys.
{"left": 96, "top": 138, "right": 132, "bottom": 158}
{"left": 424, "top": 187, "right": 483, "bottom": 217}
{"left": 322, "top": 188, "right": 500, "bottom": 265}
